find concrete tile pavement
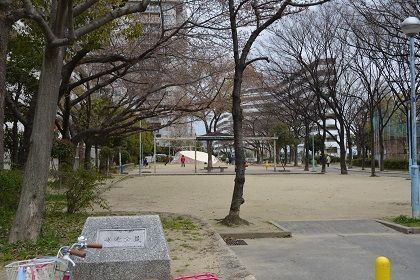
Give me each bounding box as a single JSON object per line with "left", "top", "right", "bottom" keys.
{"left": 232, "top": 221, "right": 420, "bottom": 280}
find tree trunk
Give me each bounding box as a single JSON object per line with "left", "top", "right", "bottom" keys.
{"left": 369, "top": 110, "right": 376, "bottom": 177}
{"left": 304, "top": 123, "right": 309, "bottom": 171}
{"left": 379, "top": 127, "right": 385, "bottom": 171}
{"left": 346, "top": 126, "right": 352, "bottom": 169}
{"left": 8, "top": 43, "right": 66, "bottom": 242}
{"left": 11, "top": 120, "right": 18, "bottom": 166}
{"left": 221, "top": 65, "right": 248, "bottom": 226}
{"left": 256, "top": 142, "right": 261, "bottom": 164}
{"left": 337, "top": 118, "right": 348, "bottom": 175}
{"left": 361, "top": 127, "right": 366, "bottom": 171}
{"left": 321, "top": 119, "right": 326, "bottom": 173}
{"left": 284, "top": 145, "right": 288, "bottom": 165}
{"left": 362, "top": 145, "right": 366, "bottom": 171}
{"left": 294, "top": 143, "right": 298, "bottom": 166}
{"left": 17, "top": 88, "right": 38, "bottom": 167}
{"left": 61, "top": 92, "right": 71, "bottom": 139}
{"left": 95, "top": 145, "right": 99, "bottom": 170}
{"left": 207, "top": 140, "right": 213, "bottom": 172}
{"left": 0, "top": 11, "right": 10, "bottom": 170}
{"left": 84, "top": 141, "right": 92, "bottom": 169}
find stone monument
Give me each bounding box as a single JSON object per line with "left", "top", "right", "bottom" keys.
{"left": 73, "top": 215, "right": 170, "bottom": 280}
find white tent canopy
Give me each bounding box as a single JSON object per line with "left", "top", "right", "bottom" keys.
{"left": 171, "top": 151, "right": 218, "bottom": 164}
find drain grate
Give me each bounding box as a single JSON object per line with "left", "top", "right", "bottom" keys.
{"left": 224, "top": 239, "right": 247, "bottom": 246}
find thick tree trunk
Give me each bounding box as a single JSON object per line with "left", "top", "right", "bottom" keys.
{"left": 222, "top": 65, "right": 248, "bottom": 226}
{"left": 0, "top": 12, "right": 10, "bottom": 170}
{"left": 9, "top": 44, "right": 65, "bottom": 242}
{"left": 294, "top": 143, "right": 298, "bottom": 166}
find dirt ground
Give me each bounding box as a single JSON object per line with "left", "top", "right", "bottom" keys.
{"left": 2, "top": 168, "right": 411, "bottom": 279}
{"left": 104, "top": 170, "right": 411, "bottom": 231}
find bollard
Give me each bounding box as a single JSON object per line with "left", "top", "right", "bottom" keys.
{"left": 375, "top": 256, "right": 390, "bottom": 280}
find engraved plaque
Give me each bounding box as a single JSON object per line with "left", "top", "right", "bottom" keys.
{"left": 97, "top": 228, "right": 146, "bottom": 248}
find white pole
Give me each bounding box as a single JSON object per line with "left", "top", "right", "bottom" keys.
{"left": 154, "top": 133, "right": 157, "bottom": 175}
{"left": 139, "top": 121, "right": 142, "bottom": 176}
{"left": 194, "top": 140, "right": 197, "bottom": 174}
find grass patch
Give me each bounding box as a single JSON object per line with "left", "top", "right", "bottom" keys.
{"left": 1, "top": 196, "right": 201, "bottom": 265}
{"left": 393, "top": 215, "right": 420, "bottom": 227}
{"left": 1, "top": 195, "right": 87, "bottom": 263}
{"left": 0, "top": 211, "right": 87, "bottom": 262}
{"left": 162, "top": 216, "right": 198, "bottom": 231}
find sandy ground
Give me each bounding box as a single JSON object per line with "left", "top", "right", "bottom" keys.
{"left": 104, "top": 168, "right": 411, "bottom": 233}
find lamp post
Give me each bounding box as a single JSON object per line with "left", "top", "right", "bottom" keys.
{"left": 401, "top": 16, "right": 420, "bottom": 217}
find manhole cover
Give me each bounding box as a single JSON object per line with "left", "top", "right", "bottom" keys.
{"left": 224, "top": 239, "right": 248, "bottom": 246}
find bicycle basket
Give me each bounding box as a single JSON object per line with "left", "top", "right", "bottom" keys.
{"left": 4, "top": 257, "right": 67, "bottom": 280}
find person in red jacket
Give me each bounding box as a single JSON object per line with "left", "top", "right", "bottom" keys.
{"left": 180, "top": 155, "right": 186, "bottom": 167}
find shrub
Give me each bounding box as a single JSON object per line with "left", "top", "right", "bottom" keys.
{"left": 352, "top": 158, "right": 409, "bottom": 170}
{"left": 384, "top": 159, "right": 409, "bottom": 170}
{"left": 352, "top": 158, "right": 378, "bottom": 167}
{"left": 50, "top": 168, "right": 108, "bottom": 214}
{"left": 0, "top": 170, "right": 22, "bottom": 211}
{"left": 51, "top": 139, "right": 75, "bottom": 166}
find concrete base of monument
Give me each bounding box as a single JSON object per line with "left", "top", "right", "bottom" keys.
{"left": 73, "top": 215, "right": 170, "bottom": 280}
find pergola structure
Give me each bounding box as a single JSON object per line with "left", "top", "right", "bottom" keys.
{"left": 149, "top": 132, "right": 278, "bottom": 174}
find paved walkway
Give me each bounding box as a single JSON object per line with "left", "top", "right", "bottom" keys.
{"left": 232, "top": 220, "right": 420, "bottom": 280}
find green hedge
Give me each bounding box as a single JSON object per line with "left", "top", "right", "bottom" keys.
{"left": 0, "top": 170, "right": 22, "bottom": 211}
{"left": 352, "top": 158, "right": 409, "bottom": 170}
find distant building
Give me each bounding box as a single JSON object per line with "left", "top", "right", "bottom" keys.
{"left": 216, "top": 59, "right": 348, "bottom": 159}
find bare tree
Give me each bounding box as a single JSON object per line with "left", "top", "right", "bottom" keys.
{"left": 9, "top": 0, "right": 152, "bottom": 243}
{"left": 349, "top": 0, "right": 420, "bottom": 168}
{"left": 217, "top": 0, "right": 330, "bottom": 225}
{"left": 187, "top": 59, "right": 233, "bottom": 169}
{"left": 266, "top": 4, "right": 354, "bottom": 174}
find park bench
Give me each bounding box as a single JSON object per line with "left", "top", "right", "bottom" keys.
{"left": 203, "top": 166, "right": 228, "bottom": 172}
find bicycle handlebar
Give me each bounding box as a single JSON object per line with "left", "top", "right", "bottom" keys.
{"left": 69, "top": 249, "right": 87, "bottom": 258}
{"left": 86, "top": 243, "right": 103, "bottom": 249}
